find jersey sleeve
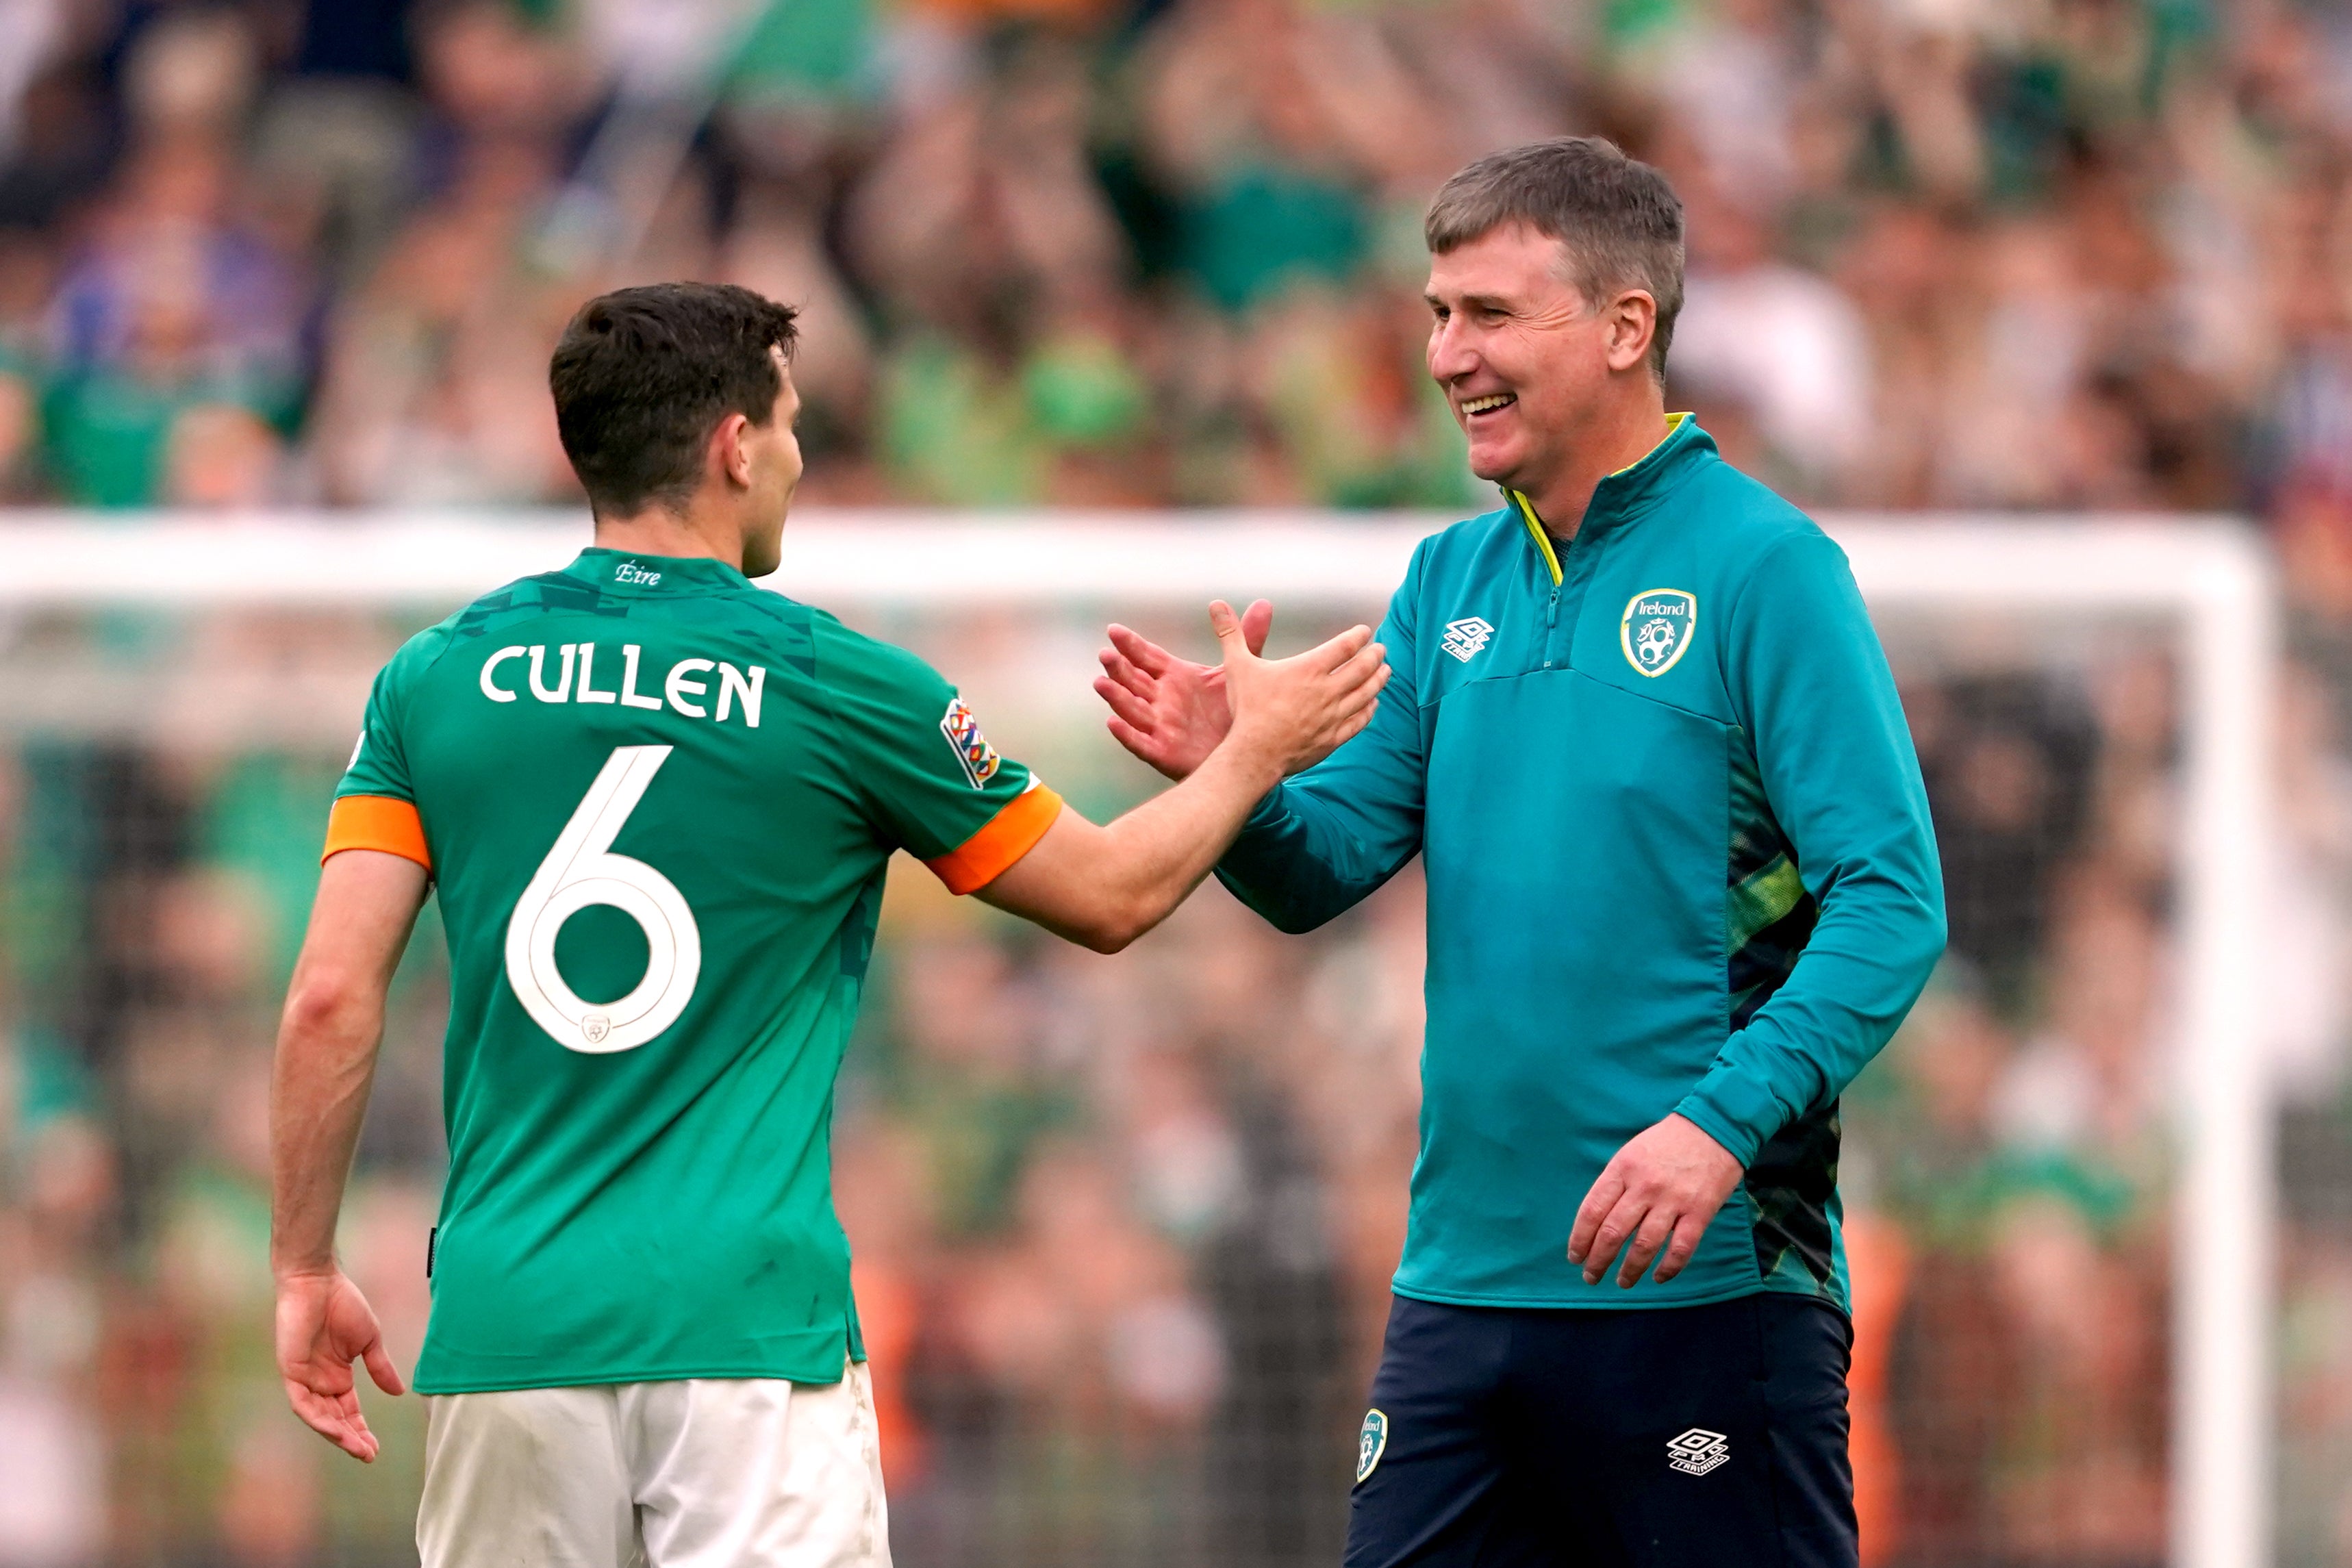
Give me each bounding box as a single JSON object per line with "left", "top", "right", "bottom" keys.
{"left": 1673, "top": 529, "right": 1947, "bottom": 1165}
{"left": 323, "top": 655, "right": 432, "bottom": 871}
{"left": 820, "top": 629, "right": 1062, "bottom": 894}
{"left": 1214, "top": 539, "right": 1430, "bottom": 931}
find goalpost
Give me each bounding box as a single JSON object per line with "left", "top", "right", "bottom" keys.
{"left": 1832, "top": 518, "right": 2275, "bottom": 1568}
{"left": 0, "top": 509, "right": 2275, "bottom": 1568}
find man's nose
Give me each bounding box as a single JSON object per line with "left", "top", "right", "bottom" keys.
{"left": 1428, "top": 319, "right": 1478, "bottom": 383}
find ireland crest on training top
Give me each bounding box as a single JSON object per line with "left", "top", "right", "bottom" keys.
{"left": 1619, "top": 588, "right": 1697, "bottom": 677}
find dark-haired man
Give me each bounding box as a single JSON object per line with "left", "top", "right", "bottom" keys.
{"left": 1097, "top": 139, "right": 1944, "bottom": 1566}
{"left": 268, "top": 282, "right": 1389, "bottom": 1566}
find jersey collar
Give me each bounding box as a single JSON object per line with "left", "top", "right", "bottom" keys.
{"left": 1505, "top": 414, "right": 1713, "bottom": 585}
{"left": 563, "top": 548, "right": 755, "bottom": 595}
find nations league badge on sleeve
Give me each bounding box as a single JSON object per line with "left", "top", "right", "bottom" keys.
{"left": 939, "top": 696, "right": 1003, "bottom": 789}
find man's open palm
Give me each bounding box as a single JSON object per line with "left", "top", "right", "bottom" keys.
{"left": 1096, "top": 600, "right": 1273, "bottom": 779}
{"left": 276, "top": 1269, "right": 405, "bottom": 1462}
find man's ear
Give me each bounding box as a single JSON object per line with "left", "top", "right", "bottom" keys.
{"left": 1605, "top": 291, "right": 1658, "bottom": 375}
{"left": 711, "top": 412, "right": 754, "bottom": 490}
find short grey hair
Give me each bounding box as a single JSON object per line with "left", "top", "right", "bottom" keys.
{"left": 1425, "top": 137, "right": 1686, "bottom": 378}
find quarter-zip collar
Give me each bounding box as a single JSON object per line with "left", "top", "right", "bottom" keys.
{"left": 1506, "top": 489, "right": 1564, "bottom": 585}
{"left": 562, "top": 547, "right": 755, "bottom": 596}
{"left": 1505, "top": 413, "right": 1712, "bottom": 584}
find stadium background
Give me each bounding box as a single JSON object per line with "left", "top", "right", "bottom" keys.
{"left": 0, "top": 0, "right": 2342, "bottom": 1565}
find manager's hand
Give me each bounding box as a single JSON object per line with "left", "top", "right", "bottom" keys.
{"left": 1095, "top": 600, "right": 1274, "bottom": 780}
{"left": 1567, "top": 1113, "right": 1745, "bottom": 1288}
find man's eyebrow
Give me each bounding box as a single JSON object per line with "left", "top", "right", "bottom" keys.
{"left": 1429, "top": 291, "right": 1513, "bottom": 312}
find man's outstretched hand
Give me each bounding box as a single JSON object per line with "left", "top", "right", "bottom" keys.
{"left": 1566, "top": 1114, "right": 1745, "bottom": 1289}
{"left": 275, "top": 1267, "right": 405, "bottom": 1461}
{"left": 1095, "top": 600, "right": 1274, "bottom": 780}
{"left": 1213, "top": 600, "right": 1387, "bottom": 780}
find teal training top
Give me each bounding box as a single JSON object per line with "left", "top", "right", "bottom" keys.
{"left": 1216, "top": 417, "right": 1946, "bottom": 1313}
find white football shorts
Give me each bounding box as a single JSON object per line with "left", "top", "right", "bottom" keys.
{"left": 416, "top": 1365, "right": 889, "bottom": 1568}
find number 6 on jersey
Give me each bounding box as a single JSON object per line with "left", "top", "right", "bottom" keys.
{"left": 505, "top": 745, "right": 701, "bottom": 1053}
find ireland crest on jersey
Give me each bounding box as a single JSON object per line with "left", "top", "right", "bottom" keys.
{"left": 1620, "top": 588, "right": 1697, "bottom": 677}
{"left": 1356, "top": 1408, "right": 1389, "bottom": 1483}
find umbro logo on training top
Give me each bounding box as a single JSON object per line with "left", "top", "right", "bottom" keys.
{"left": 1666, "top": 1428, "right": 1730, "bottom": 1476}
{"left": 1441, "top": 617, "right": 1495, "bottom": 663}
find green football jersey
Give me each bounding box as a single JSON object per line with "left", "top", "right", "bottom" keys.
{"left": 329, "top": 548, "right": 1061, "bottom": 1393}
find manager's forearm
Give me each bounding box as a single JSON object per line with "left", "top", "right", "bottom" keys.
{"left": 1675, "top": 874, "right": 1945, "bottom": 1164}
{"left": 1213, "top": 787, "right": 1373, "bottom": 934}
{"left": 270, "top": 978, "right": 387, "bottom": 1278}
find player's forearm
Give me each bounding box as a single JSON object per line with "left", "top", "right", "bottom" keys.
{"left": 1099, "top": 738, "right": 1291, "bottom": 935}
{"left": 270, "top": 974, "right": 386, "bottom": 1278}
{"left": 984, "top": 736, "right": 1286, "bottom": 952}
{"left": 269, "top": 852, "right": 429, "bottom": 1276}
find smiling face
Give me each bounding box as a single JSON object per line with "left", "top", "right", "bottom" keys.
{"left": 1424, "top": 223, "right": 1657, "bottom": 496}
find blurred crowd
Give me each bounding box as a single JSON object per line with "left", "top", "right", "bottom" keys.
{"left": 0, "top": 0, "right": 2341, "bottom": 543}
{"left": 4, "top": 0, "right": 2352, "bottom": 1565}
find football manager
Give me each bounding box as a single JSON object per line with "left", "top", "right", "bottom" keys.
{"left": 1096, "top": 136, "right": 1945, "bottom": 1567}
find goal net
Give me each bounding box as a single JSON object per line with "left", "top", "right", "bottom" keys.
{"left": 0, "top": 511, "right": 2273, "bottom": 1568}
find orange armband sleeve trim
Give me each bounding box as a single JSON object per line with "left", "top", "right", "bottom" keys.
{"left": 322, "top": 794, "right": 431, "bottom": 871}
{"left": 924, "top": 781, "right": 1063, "bottom": 895}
